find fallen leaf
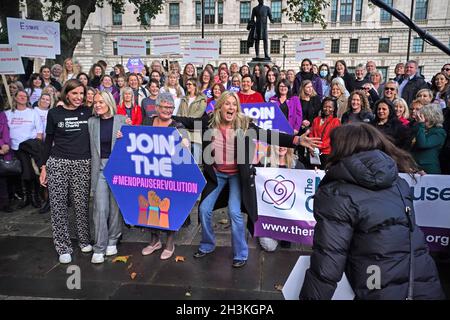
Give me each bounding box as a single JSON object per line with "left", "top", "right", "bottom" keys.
{"left": 113, "top": 255, "right": 131, "bottom": 263}
{"left": 127, "top": 263, "right": 133, "bottom": 270}
{"left": 130, "top": 272, "right": 137, "bottom": 280}
{"left": 274, "top": 284, "right": 283, "bottom": 291}
{"left": 175, "top": 256, "right": 185, "bottom": 262}
{"left": 218, "top": 218, "right": 229, "bottom": 224}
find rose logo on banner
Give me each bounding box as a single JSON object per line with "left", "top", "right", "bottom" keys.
{"left": 262, "top": 175, "right": 296, "bottom": 210}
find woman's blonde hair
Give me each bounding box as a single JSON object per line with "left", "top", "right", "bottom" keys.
{"left": 164, "top": 71, "right": 184, "bottom": 98}
{"left": 267, "top": 145, "right": 296, "bottom": 168}
{"left": 331, "top": 78, "right": 346, "bottom": 98}
{"left": 120, "top": 87, "right": 135, "bottom": 105}
{"left": 300, "top": 80, "right": 317, "bottom": 100}
{"left": 393, "top": 98, "right": 410, "bottom": 119}
{"left": 209, "top": 91, "right": 252, "bottom": 131}
{"left": 61, "top": 58, "right": 80, "bottom": 83}
{"left": 37, "top": 93, "right": 52, "bottom": 110}
{"left": 93, "top": 90, "right": 117, "bottom": 117}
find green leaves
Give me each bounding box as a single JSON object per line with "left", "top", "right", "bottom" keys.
{"left": 284, "top": 0, "right": 331, "bottom": 29}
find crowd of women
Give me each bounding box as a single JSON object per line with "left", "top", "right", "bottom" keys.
{"left": 0, "top": 57, "right": 448, "bottom": 296}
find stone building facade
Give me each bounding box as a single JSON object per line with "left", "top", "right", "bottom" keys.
{"left": 73, "top": 0, "right": 450, "bottom": 80}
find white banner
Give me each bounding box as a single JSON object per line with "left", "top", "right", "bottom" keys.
{"left": 117, "top": 36, "right": 146, "bottom": 56}
{"left": 7, "top": 17, "right": 60, "bottom": 59}
{"left": 152, "top": 35, "right": 181, "bottom": 56}
{"left": 0, "top": 45, "right": 25, "bottom": 74}
{"left": 255, "top": 168, "right": 450, "bottom": 252}
{"left": 183, "top": 39, "right": 219, "bottom": 65}
{"left": 295, "top": 40, "right": 325, "bottom": 61}
{"left": 283, "top": 256, "right": 355, "bottom": 300}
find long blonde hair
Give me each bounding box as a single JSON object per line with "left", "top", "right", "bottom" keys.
{"left": 266, "top": 145, "right": 296, "bottom": 168}
{"left": 164, "top": 71, "right": 183, "bottom": 98}
{"left": 209, "top": 91, "right": 252, "bottom": 131}
{"left": 300, "top": 80, "right": 317, "bottom": 100}
{"left": 61, "top": 58, "right": 80, "bottom": 83}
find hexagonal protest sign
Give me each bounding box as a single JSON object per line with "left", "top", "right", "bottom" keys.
{"left": 103, "top": 125, "right": 206, "bottom": 231}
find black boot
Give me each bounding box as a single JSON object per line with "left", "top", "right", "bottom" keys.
{"left": 39, "top": 200, "right": 50, "bottom": 214}
{"left": 18, "top": 180, "right": 32, "bottom": 209}
{"left": 17, "top": 195, "right": 31, "bottom": 209}
{"left": 31, "top": 179, "right": 42, "bottom": 208}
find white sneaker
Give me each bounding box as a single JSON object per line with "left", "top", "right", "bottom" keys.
{"left": 81, "top": 244, "right": 93, "bottom": 253}
{"left": 59, "top": 254, "right": 72, "bottom": 264}
{"left": 106, "top": 245, "right": 118, "bottom": 256}
{"left": 91, "top": 253, "right": 105, "bottom": 264}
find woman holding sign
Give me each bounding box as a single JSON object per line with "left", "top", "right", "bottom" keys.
{"left": 139, "top": 92, "right": 190, "bottom": 260}
{"left": 300, "top": 123, "right": 444, "bottom": 300}
{"left": 173, "top": 91, "right": 321, "bottom": 268}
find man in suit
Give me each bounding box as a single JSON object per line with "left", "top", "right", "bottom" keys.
{"left": 249, "top": 0, "right": 274, "bottom": 59}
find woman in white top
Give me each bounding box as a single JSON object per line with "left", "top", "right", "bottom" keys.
{"left": 61, "top": 58, "right": 79, "bottom": 84}
{"left": 264, "top": 69, "right": 278, "bottom": 102}
{"left": 6, "top": 90, "right": 43, "bottom": 209}
{"left": 160, "top": 71, "right": 185, "bottom": 114}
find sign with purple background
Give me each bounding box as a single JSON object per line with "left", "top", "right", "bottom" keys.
{"left": 256, "top": 168, "right": 450, "bottom": 253}
{"left": 126, "top": 57, "right": 145, "bottom": 73}
{"left": 242, "top": 103, "right": 293, "bottom": 135}
{"left": 205, "top": 102, "right": 293, "bottom": 135}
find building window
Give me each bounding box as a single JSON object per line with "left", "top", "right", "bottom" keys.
{"left": 141, "top": 12, "right": 151, "bottom": 25}
{"left": 169, "top": 3, "right": 180, "bottom": 26}
{"left": 340, "top": 0, "right": 353, "bottom": 23}
{"left": 218, "top": 1, "right": 224, "bottom": 24}
{"left": 270, "top": 40, "right": 280, "bottom": 54}
{"left": 204, "top": 0, "right": 215, "bottom": 24}
{"left": 113, "top": 41, "right": 118, "bottom": 55}
{"left": 146, "top": 41, "right": 150, "bottom": 55}
{"left": 355, "top": 0, "right": 363, "bottom": 22}
{"left": 378, "top": 38, "right": 390, "bottom": 53}
{"left": 271, "top": 0, "right": 282, "bottom": 23}
{"left": 219, "top": 39, "right": 222, "bottom": 55}
{"left": 240, "top": 40, "right": 249, "bottom": 54}
{"left": 415, "top": 0, "right": 428, "bottom": 20}
{"left": 349, "top": 39, "right": 358, "bottom": 53}
{"left": 331, "top": 0, "right": 338, "bottom": 22}
{"left": 195, "top": 2, "right": 201, "bottom": 25}
{"left": 380, "top": 0, "right": 393, "bottom": 22}
{"left": 378, "top": 67, "right": 388, "bottom": 81}
{"left": 240, "top": 2, "right": 251, "bottom": 24}
{"left": 413, "top": 37, "right": 424, "bottom": 53}
{"left": 112, "top": 10, "right": 122, "bottom": 26}
{"left": 331, "top": 39, "right": 340, "bottom": 53}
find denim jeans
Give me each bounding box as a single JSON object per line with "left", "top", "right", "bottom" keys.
{"left": 198, "top": 171, "right": 248, "bottom": 261}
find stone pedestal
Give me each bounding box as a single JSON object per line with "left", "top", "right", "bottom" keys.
{"left": 248, "top": 57, "right": 273, "bottom": 71}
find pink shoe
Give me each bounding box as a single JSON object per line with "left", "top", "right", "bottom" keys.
{"left": 160, "top": 245, "right": 175, "bottom": 260}
{"left": 141, "top": 241, "right": 162, "bottom": 256}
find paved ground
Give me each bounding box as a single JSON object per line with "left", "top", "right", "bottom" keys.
{"left": 0, "top": 200, "right": 448, "bottom": 300}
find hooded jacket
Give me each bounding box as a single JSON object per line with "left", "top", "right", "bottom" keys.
{"left": 300, "top": 150, "right": 444, "bottom": 300}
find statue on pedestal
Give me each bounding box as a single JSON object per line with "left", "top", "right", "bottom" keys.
{"left": 247, "top": 0, "right": 274, "bottom": 60}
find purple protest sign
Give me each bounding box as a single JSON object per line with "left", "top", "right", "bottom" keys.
{"left": 126, "top": 57, "right": 145, "bottom": 73}
{"left": 242, "top": 103, "right": 293, "bottom": 135}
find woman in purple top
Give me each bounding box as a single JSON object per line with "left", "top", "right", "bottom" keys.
{"left": 99, "top": 75, "right": 120, "bottom": 104}
{"left": 0, "top": 110, "right": 13, "bottom": 212}
{"left": 269, "top": 79, "right": 303, "bottom": 134}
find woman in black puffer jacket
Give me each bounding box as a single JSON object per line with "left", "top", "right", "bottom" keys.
{"left": 300, "top": 123, "right": 444, "bottom": 300}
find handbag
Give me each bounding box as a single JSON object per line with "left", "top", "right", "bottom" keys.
{"left": 0, "top": 158, "right": 22, "bottom": 176}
